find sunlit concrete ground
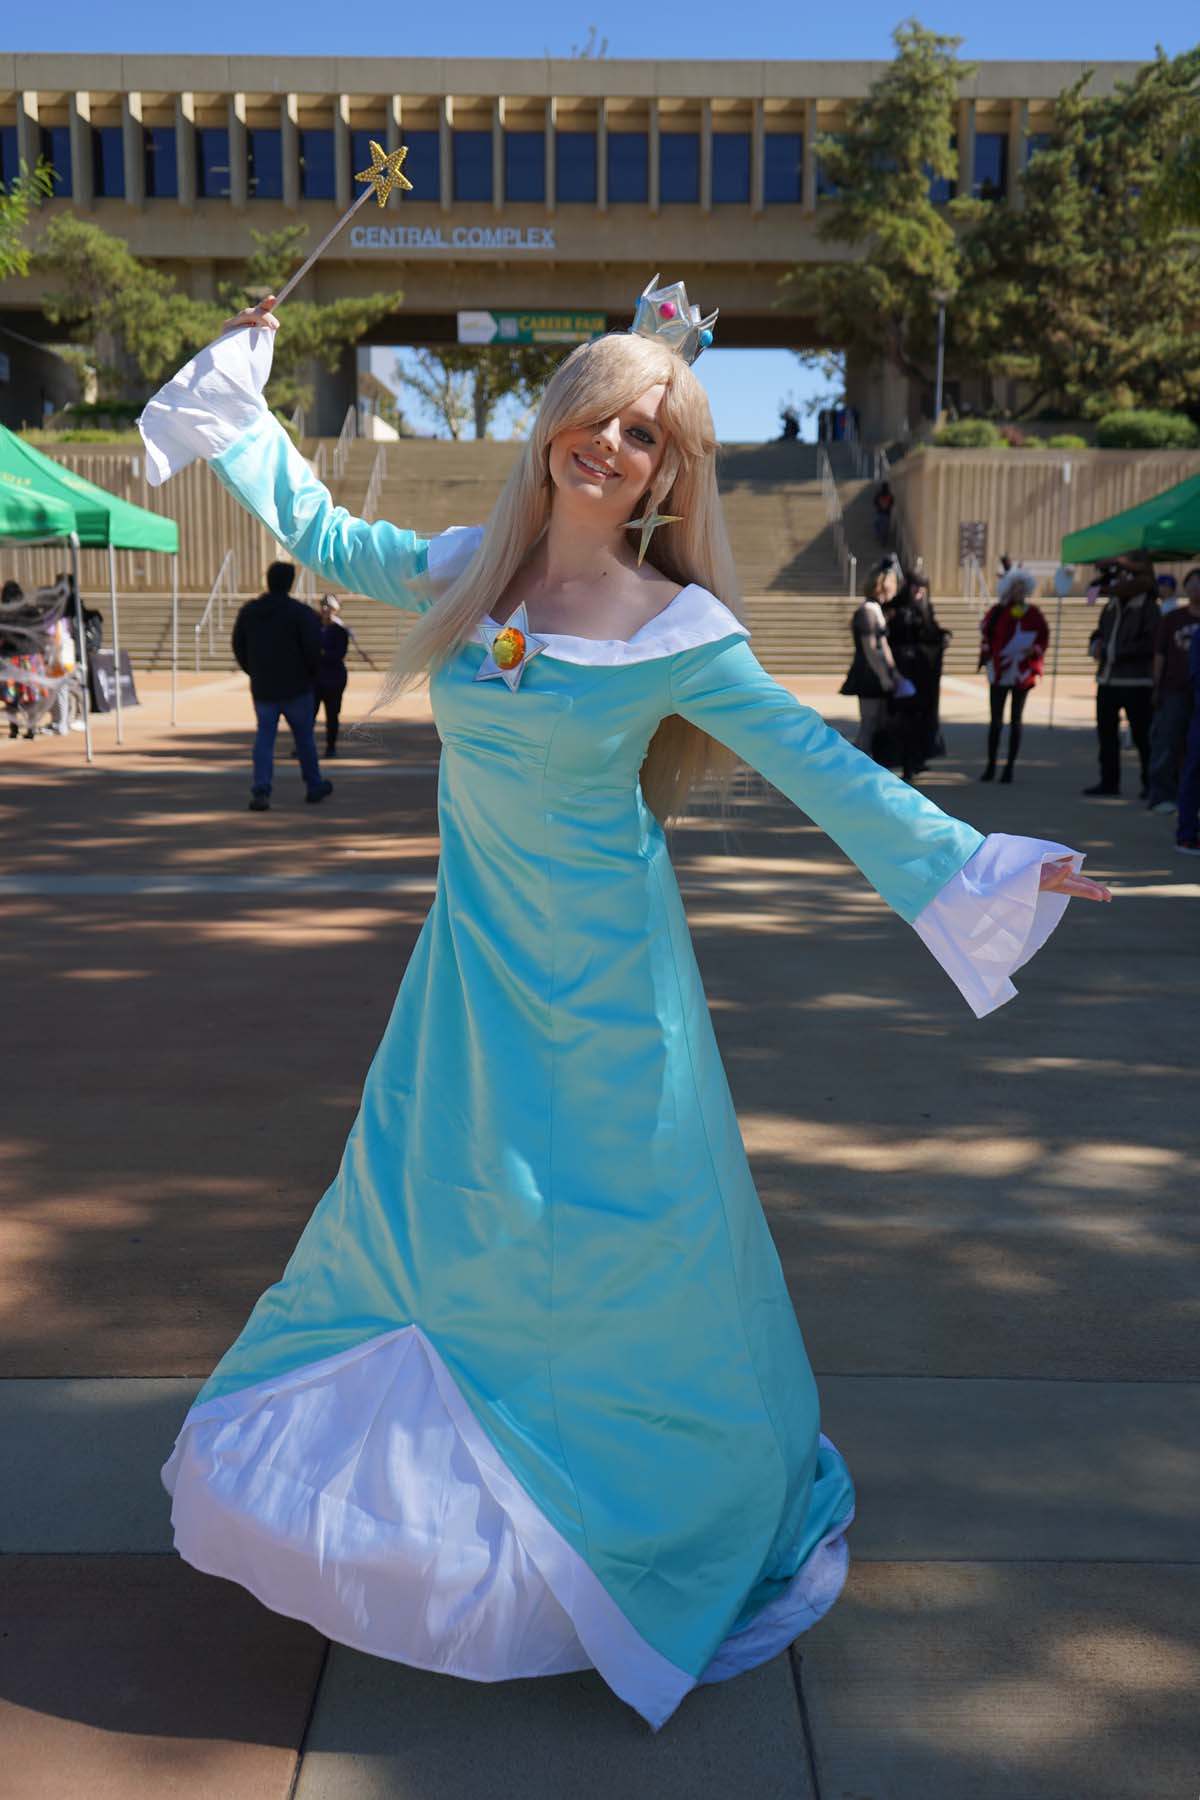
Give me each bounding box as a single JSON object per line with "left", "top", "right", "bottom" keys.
{"left": 1, "top": 666, "right": 1197, "bottom": 1798}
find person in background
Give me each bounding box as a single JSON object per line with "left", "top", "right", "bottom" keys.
{"left": 313, "top": 594, "right": 377, "bottom": 759}
{"left": 841, "top": 565, "right": 910, "bottom": 759}
{"left": 1156, "top": 574, "right": 1180, "bottom": 614}
{"left": 892, "top": 570, "right": 950, "bottom": 766}
{"left": 1175, "top": 616, "right": 1200, "bottom": 855}
{"left": 978, "top": 566, "right": 1050, "bottom": 784}
{"left": 872, "top": 482, "right": 895, "bottom": 548}
{"left": 1084, "top": 554, "right": 1159, "bottom": 799}
{"left": 231, "top": 560, "right": 332, "bottom": 813}
{"left": 1147, "top": 568, "right": 1200, "bottom": 815}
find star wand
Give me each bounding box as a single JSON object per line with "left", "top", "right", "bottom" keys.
{"left": 270, "top": 141, "right": 412, "bottom": 309}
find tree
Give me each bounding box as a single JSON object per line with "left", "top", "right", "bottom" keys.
{"left": 0, "top": 159, "right": 56, "bottom": 279}
{"left": 33, "top": 217, "right": 399, "bottom": 412}
{"left": 956, "top": 48, "right": 1200, "bottom": 418}
{"left": 394, "top": 344, "right": 564, "bottom": 439}
{"left": 359, "top": 368, "right": 412, "bottom": 436}
{"left": 785, "top": 21, "right": 976, "bottom": 389}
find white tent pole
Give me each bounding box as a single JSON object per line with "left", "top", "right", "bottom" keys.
{"left": 170, "top": 557, "right": 179, "bottom": 727}
{"left": 108, "top": 543, "right": 123, "bottom": 746}
{"left": 70, "top": 535, "right": 93, "bottom": 766}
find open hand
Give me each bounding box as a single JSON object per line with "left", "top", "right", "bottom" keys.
{"left": 219, "top": 294, "right": 280, "bottom": 336}
{"left": 1039, "top": 856, "right": 1111, "bottom": 903}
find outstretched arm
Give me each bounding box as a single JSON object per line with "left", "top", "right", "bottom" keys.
{"left": 670, "top": 636, "right": 1108, "bottom": 1017}
{"left": 138, "top": 298, "right": 435, "bottom": 610}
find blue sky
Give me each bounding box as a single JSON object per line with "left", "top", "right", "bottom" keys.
{"left": 7, "top": 2, "right": 1193, "bottom": 60}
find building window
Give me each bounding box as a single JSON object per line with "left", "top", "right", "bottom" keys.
{"left": 505, "top": 129, "right": 544, "bottom": 203}
{"left": 713, "top": 132, "right": 752, "bottom": 204}
{"left": 763, "top": 132, "right": 802, "bottom": 203}
{"left": 0, "top": 125, "right": 17, "bottom": 186}
{"left": 144, "top": 126, "right": 177, "bottom": 198}
{"left": 402, "top": 130, "right": 440, "bottom": 199}
{"left": 299, "top": 129, "right": 335, "bottom": 199}
{"left": 198, "top": 128, "right": 230, "bottom": 198}
{"left": 556, "top": 129, "right": 596, "bottom": 203}
{"left": 91, "top": 126, "right": 124, "bottom": 198}
{"left": 660, "top": 131, "right": 699, "bottom": 204}
{"left": 973, "top": 132, "right": 1007, "bottom": 200}
{"left": 350, "top": 129, "right": 387, "bottom": 184}
{"left": 453, "top": 129, "right": 492, "bottom": 202}
{"left": 607, "top": 130, "right": 647, "bottom": 203}
{"left": 40, "top": 126, "right": 72, "bottom": 195}
{"left": 248, "top": 128, "right": 283, "bottom": 200}
{"left": 1026, "top": 132, "right": 1054, "bottom": 162}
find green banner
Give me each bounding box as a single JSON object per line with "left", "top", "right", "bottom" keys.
{"left": 458, "top": 310, "right": 606, "bottom": 347}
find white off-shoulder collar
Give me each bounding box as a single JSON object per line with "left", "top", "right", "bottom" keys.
{"left": 427, "top": 525, "right": 749, "bottom": 666}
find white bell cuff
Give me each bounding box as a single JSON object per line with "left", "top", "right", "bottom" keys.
{"left": 913, "top": 833, "right": 1084, "bottom": 1019}
{"left": 139, "top": 328, "right": 276, "bottom": 487}
{"left": 426, "top": 524, "right": 485, "bottom": 589}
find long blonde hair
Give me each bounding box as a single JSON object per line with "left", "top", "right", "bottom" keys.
{"left": 377, "top": 331, "right": 743, "bottom": 822}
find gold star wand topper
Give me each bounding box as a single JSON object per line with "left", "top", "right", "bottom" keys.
{"left": 626, "top": 508, "right": 682, "bottom": 566}
{"left": 270, "top": 142, "right": 412, "bottom": 309}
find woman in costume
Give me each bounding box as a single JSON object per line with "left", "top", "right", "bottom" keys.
{"left": 138, "top": 279, "right": 1108, "bottom": 1731}
{"left": 314, "top": 594, "right": 376, "bottom": 757}
{"left": 978, "top": 566, "right": 1051, "bottom": 784}
{"left": 841, "top": 564, "right": 903, "bottom": 758}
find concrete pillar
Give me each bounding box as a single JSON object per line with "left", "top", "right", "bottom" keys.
{"left": 699, "top": 100, "right": 712, "bottom": 212}
{"left": 1008, "top": 98, "right": 1028, "bottom": 209}
{"left": 69, "top": 92, "right": 93, "bottom": 209}
{"left": 803, "top": 99, "right": 818, "bottom": 211}
{"left": 16, "top": 92, "right": 40, "bottom": 176}
{"left": 545, "top": 98, "right": 556, "bottom": 213}
{"left": 438, "top": 96, "right": 451, "bottom": 212}
{"left": 122, "top": 92, "right": 145, "bottom": 208}
{"left": 596, "top": 98, "right": 608, "bottom": 212}
{"left": 228, "top": 92, "right": 247, "bottom": 208}
{"left": 957, "top": 99, "right": 975, "bottom": 200}
{"left": 335, "top": 94, "right": 352, "bottom": 209}
{"left": 282, "top": 95, "right": 299, "bottom": 209}
{"left": 751, "top": 98, "right": 764, "bottom": 217}
{"left": 386, "top": 94, "right": 402, "bottom": 155}
{"left": 846, "top": 348, "right": 911, "bottom": 445}
{"left": 175, "top": 93, "right": 196, "bottom": 209}
{"left": 312, "top": 344, "right": 357, "bottom": 436}
{"left": 491, "top": 98, "right": 502, "bottom": 213}
{"left": 648, "top": 99, "right": 659, "bottom": 217}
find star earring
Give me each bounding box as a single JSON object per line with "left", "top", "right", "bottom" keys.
{"left": 625, "top": 507, "right": 683, "bottom": 567}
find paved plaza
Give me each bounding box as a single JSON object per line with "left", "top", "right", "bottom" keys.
{"left": 1, "top": 668, "right": 1197, "bottom": 1798}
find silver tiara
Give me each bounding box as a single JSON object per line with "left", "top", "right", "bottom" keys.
{"left": 629, "top": 275, "right": 718, "bottom": 365}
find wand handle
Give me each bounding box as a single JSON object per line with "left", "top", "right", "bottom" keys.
{"left": 273, "top": 183, "right": 376, "bottom": 309}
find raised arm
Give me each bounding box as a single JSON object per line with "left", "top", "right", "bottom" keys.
{"left": 670, "top": 635, "right": 1107, "bottom": 1016}
{"left": 138, "top": 301, "right": 432, "bottom": 609}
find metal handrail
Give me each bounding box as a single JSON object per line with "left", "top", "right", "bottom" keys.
{"left": 332, "top": 404, "right": 358, "bottom": 480}
{"left": 817, "top": 445, "right": 857, "bottom": 598}
{"left": 194, "top": 549, "right": 238, "bottom": 670}
{"left": 312, "top": 441, "right": 328, "bottom": 481}
{"left": 289, "top": 403, "right": 306, "bottom": 442}
{"left": 361, "top": 446, "right": 387, "bottom": 523}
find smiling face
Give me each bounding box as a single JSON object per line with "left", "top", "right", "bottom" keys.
{"left": 546, "top": 384, "right": 670, "bottom": 533}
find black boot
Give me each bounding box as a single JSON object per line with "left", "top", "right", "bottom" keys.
{"left": 980, "top": 763, "right": 996, "bottom": 782}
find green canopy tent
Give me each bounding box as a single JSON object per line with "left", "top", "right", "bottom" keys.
{"left": 0, "top": 425, "right": 181, "bottom": 748}
{"left": 1062, "top": 470, "right": 1200, "bottom": 564}
{"left": 0, "top": 468, "right": 94, "bottom": 759}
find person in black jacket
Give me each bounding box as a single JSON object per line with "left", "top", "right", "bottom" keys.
{"left": 1084, "top": 554, "right": 1160, "bottom": 798}
{"left": 231, "top": 561, "right": 332, "bottom": 812}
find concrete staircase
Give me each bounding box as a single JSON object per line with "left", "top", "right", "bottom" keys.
{"left": 82, "top": 437, "right": 1098, "bottom": 680}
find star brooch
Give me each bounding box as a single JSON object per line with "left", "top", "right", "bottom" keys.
{"left": 475, "top": 603, "right": 548, "bottom": 691}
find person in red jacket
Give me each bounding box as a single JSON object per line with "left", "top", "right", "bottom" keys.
{"left": 978, "top": 566, "right": 1050, "bottom": 784}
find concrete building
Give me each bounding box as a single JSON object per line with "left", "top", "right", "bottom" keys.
{"left": 1, "top": 54, "right": 1141, "bottom": 433}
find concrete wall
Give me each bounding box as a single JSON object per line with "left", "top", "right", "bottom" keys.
{"left": 890, "top": 448, "right": 1200, "bottom": 595}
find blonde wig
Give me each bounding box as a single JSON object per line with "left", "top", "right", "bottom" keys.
{"left": 376, "top": 331, "right": 743, "bottom": 823}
